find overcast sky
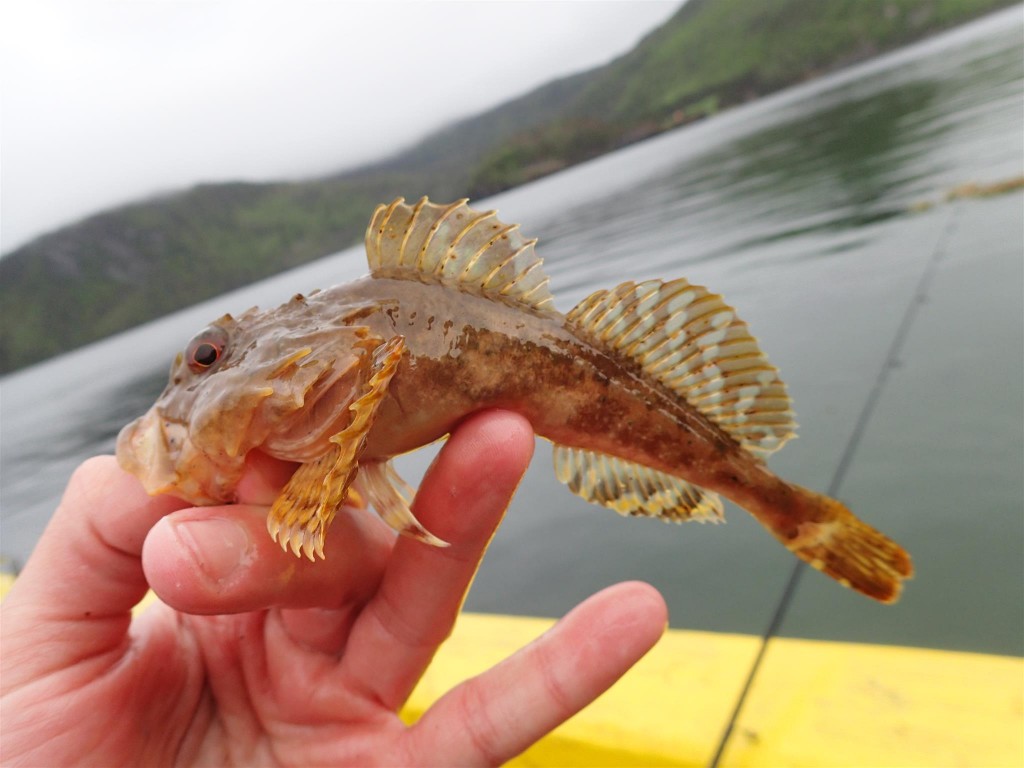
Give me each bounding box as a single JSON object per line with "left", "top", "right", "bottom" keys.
{"left": 0, "top": 1, "right": 681, "bottom": 253}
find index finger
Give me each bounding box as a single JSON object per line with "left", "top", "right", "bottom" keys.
{"left": 336, "top": 410, "right": 535, "bottom": 710}
{"left": 0, "top": 456, "right": 187, "bottom": 688}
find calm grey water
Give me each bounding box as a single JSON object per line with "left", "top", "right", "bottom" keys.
{"left": 2, "top": 8, "right": 1022, "bottom": 655}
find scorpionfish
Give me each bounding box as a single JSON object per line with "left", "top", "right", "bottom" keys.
{"left": 117, "top": 197, "right": 913, "bottom": 602}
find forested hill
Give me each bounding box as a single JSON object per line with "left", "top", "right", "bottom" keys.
{"left": 1, "top": 0, "right": 1014, "bottom": 372}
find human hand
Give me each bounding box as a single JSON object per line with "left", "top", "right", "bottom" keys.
{"left": 1, "top": 410, "right": 667, "bottom": 766}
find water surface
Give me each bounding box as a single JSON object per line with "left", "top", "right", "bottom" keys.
{"left": 2, "top": 8, "right": 1021, "bottom": 655}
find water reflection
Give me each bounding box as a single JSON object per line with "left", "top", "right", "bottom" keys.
{"left": 536, "top": 80, "right": 950, "bottom": 292}
{"left": 539, "top": 23, "right": 1022, "bottom": 293}
{"left": 733, "top": 84, "right": 939, "bottom": 218}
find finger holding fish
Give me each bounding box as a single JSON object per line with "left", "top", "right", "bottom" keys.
{"left": 140, "top": 409, "right": 530, "bottom": 667}
{"left": 334, "top": 410, "right": 535, "bottom": 711}
{"left": 141, "top": 492, "right": 392, "bottom": 618}
{"left": 234, "top": 449, "right": 302, "bottom": 506}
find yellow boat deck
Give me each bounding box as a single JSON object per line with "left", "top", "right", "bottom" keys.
{"left": 5, "top": 572, "right": 1016, "bottom": 767}
{"left": 402, "top": 612, "right": 1023, "bottom": 768}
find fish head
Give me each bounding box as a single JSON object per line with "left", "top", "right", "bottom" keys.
{"left": 117, "top": 294, "right": 382, "bottom": 505}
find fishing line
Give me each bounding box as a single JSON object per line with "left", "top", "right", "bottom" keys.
{"left": 708, "top": 203, "right": 962, "bottom": 768}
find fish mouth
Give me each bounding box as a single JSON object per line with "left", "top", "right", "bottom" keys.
{"left": 116, "top": 410, "right": 236, "bottom": 504}
{"left": 116, "top": 413, "right": 178, "bottom": 494}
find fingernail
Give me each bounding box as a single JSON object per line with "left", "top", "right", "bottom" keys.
{"left": 172, "top": 517, "right": 252, "bottom": 584}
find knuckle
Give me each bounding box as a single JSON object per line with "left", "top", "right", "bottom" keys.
{"left": 458, "top": 680, "right": 506, "bottom": 766}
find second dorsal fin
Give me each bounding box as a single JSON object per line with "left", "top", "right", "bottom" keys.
{"left": 566, "top": 278, "right": 798, "bottom": 457}
{"left": 365, "top": 197, "right": 555, "bottom": 311}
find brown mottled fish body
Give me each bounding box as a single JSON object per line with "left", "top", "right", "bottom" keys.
{"left": 117, "top": 197, "right": 912, "bottom": 603}
{"left": 351, "top": 277, "right": 733, "bottom": 466}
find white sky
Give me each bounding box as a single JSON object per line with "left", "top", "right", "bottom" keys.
{"left": 0, "top": 0, "right": 681, "bottom": 253}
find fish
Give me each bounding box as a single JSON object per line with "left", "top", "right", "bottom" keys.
{"left": 117, "top": 197, "right": 913, "bottom": 602}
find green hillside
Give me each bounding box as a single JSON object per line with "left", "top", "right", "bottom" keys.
{"left": 0, "top": 0, "right": 1013, "bottom": 372}
{"left": 467, "top": 0, "right": 1018, "bottom": 192}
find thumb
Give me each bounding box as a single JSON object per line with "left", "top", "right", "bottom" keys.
{"left": 1, "top": 456, "right": 186, "bottom": 689}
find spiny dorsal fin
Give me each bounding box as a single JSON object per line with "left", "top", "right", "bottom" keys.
{"left": 365, "top": 197, "right": 555, "bottom": 311}
{"left": 553, "top": 445, "right": 724, "bottom": 522}
{"left": 566, "top": 279, "right": 797, "bottom": 457}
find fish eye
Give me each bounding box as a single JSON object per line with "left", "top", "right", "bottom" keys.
{"left": 185, "top": 326, "right": 229, "bottom": 373}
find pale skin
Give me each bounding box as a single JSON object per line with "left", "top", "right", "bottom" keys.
{"left": 0, "top": 410, "right": 668, "bottom": 766}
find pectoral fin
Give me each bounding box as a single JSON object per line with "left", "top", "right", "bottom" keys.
{"left": 268, "top": 336, "right": 405, "bottom": 560}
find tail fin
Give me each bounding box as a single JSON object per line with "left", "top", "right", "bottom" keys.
{"left": 779, "top": 488, "right": 913, "bottom": 603}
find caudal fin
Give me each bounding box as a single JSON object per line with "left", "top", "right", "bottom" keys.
{"left": 780, "top": 488, "right": 913, "bottom": 603}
